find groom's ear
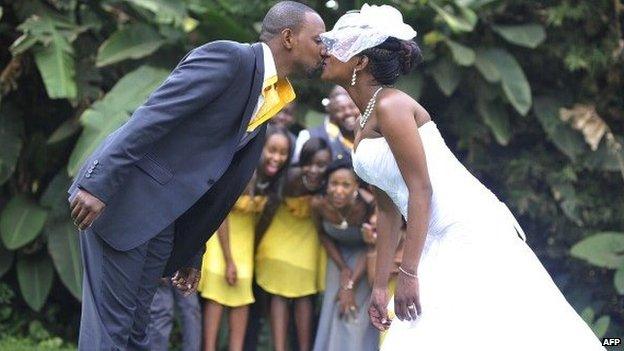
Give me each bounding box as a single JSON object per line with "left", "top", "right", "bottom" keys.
{"left": 281, "top": 28, "right": 295, "bottom": 50}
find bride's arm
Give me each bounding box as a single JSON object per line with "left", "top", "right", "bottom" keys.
{"left": 371, "top": 187, "right": 402, "bottom": 290}
{"left": 368, "top": 186, "right": 402, "bottom": 330}
{"left": 376, "top": 95, "right": 432, "bottom": 321}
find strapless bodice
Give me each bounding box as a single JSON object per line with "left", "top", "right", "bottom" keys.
{"left": 352, "top": 121, "right": 520, "bottom": 238}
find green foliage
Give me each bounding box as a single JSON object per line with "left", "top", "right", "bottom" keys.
{"left": 581, "top": 307, "right": 611, "bottom": 339}
{"left": 0, "top": 334, "right": 75, "bottom": 351}
{"left": 46, "top": 221, "right": 81, "bottom": 300}
{"left": 570, "top": 232, "right": 624, "bottom": 270}
{"left": 0, "top": 195, "right": 48, "bottom": 250}
{"left": 0, "top": 103, "right": 24, "bottom": 186}
{"left": 17, "top": 254, "right": 54, "bottom": 312}
{"left": 96, "top": 23, "right": 166, "bottom": 67}
{"left": 67, "top": 66, "right": 169, "bottom": 176}
{"left": 0, "top": 244, "right": 13, "bottom": 279}
{"left": 491, "top": 24, "right": 546, "bottom": 49}
{"left": 0, "top": 0, "right": 622, "bottom": 344}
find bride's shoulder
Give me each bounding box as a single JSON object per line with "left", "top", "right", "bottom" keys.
{"left": 376, "top": 90, "right": 418, "bottom": 120}
{"left": 378, "top": 89, "right": 431, "bottom": 126}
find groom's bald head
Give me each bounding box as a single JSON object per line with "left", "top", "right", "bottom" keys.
{"left": 260, "top": 1, "right": 317, "bottom": 42}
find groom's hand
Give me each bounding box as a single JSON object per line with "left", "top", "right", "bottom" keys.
{"left": 70, "top": 189, "right": 105, "bottom": 230}
{"left": 172, "top": 267, "right": 200, "bottom": 296}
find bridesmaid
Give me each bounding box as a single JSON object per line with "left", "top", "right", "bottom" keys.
{"left": 255, "top": 137, "right": 332, "bottom": 351}
{"left": 311, "top": 158, "right": 378, "bottom": 351}
{"left": 197, "top": 125, "right": 292, "bottom": 351}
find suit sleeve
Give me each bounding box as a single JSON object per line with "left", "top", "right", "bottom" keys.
{"left": 189, "top": 249, "right": 204, "bottom": 270}
{"left": 78, "top": 42, "right": 241, "bottom": 203}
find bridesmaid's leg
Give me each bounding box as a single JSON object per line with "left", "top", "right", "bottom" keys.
{"left": 203, "top": 300, "right": 224, "bottom": 351}
{"left": 228, "top": 305, "right": 249, "bottom": 351}
{"left": 294, "top": 296, "right": 313, "bottom": 351}
{"left": 270, "top": 295, "right": 290, "bottom": 351}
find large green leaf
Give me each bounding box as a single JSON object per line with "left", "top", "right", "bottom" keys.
{"left": 47, "top": 221, "right": 82, "bottom": 300}
{"left": 96, "top": 24, "right": 165, "bottom": 67}
{"left": 592, "top": 316, "right": 610, "bottom": 338}
{"left": 47, "top": 117, "right": 81, "bottom": 144}
{"left": 0, "top": 243, "right": 14, "bottom": 278}
{"left": 124, "top": 0, "right": 187, "bottom": 26}
{"left": 492, "top": 24, "right": 546, "bottom": 49}
{"left": 474, "top": 49, "right": 501, "bottom": 83}
{"left": 67, "top": 66, "right": 169, "bottom": 176}
{"left": 570, "top": 232, "right": 624, "bottom": 269}
{"left": 41, "top": 171, "right": 72, "bottom": 221}
{"left": 197, "top": 7, "right": 256, "bottom": 42}
{"left": 455, "top": 0, "right": 500, "bottom": 8}
{"left": 614, "top": 267, "right": 624, "bottom": 295}
{"left": 445, "top": 39, "right": 475, "bottom": 66}
{"left": 33, "top": 34, "right": 76, "bottom": 99}
{"left": 13, "top": 15, "right": 81, "bottom": 99}
{"left": 477, "top": 99, "right": 511, "bottom": 145}
{"left": 430, "top": 57, "right": 462, "bottom": 96}
{"left": 430, "top": 2, "right": 476, "bottom": 33}
{"left": 0, "top": 195, "right": 48, "bottom": 250}
{"left": 533, "top": 97, "right": 587, "bottom": 161}
{"left": 580, "top": 307, "right": 595, "bottom": 325}
{"left": 0, "top": 103, "right": 24, "bottom": 186}
{"left": 17, "top": 254, "right": 54, "bottom": 311}
{"left": 475, "top": 48, "right": 532, "bottom": 115}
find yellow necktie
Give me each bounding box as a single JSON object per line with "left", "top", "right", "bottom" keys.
{"left": 247, "top": 76, "right": 296, "bottom": 132}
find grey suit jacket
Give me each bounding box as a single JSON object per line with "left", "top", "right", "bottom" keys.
{"left": 68, "top": 41, "right": 268, "bottom": 274}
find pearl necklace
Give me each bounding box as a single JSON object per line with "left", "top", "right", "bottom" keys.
{"left": 359, "top": 87, "right": 383, "bottom": 129}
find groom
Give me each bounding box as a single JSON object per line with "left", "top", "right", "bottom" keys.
{"left": 67, "top": 2, "right": 326, "bottom": 349}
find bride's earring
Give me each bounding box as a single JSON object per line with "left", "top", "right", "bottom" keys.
{"left": 351, "top": 69, "right": 357, "bottom": 86}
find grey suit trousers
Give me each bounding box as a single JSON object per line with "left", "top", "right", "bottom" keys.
{"left": 79, "top": 223, "right": 174, "bottom": 350}
{"left": 147, "top": 284, "right": 201, "bottom": 351}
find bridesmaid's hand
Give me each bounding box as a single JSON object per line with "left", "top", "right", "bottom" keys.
{"left": 225, "top": 260, "right": 238, "bottom": 286}
{"left": 394, "top": 271, "right": 421, "bottom": 321}
{"left": 361, "top": 223, "right": 377, "bottom": 245}
{"left": 368, "top": 287, "right": 391, "bottom": 331}
{"left": 337, "top": 288, "right": 358, "bottom": 320}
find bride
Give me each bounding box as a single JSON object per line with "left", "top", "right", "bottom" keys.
{"left": 319, "top": 4, "right": 605, "bottom": 350}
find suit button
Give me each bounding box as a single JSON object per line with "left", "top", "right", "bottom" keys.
{"left": 93, "top": 160, "right": 99, "bottom": 165}
{"left": 85, "top": 174, "right": 91, "bottom": 178}
{"left": 207, "top": 179, "right": 215, "bottom": 185}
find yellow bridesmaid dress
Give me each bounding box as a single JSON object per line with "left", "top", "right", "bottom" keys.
{"left": 255, "top": 196, "right": 326, "bottom": 297}
{"left": 197, "top": 195, "right": 267, "bottom": 307}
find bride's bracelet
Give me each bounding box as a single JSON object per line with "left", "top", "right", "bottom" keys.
{"left": 398, "top": 266, "right": 418, "bottom": 279}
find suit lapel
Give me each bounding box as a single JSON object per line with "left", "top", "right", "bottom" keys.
{"left": 235, "top": 43, "right": 265, "bottom": 143}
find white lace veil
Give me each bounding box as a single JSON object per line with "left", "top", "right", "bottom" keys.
{"left": 320, "top": 4, "right": 417, "bottom": 63}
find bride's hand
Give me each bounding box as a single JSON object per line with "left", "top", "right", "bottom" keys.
{"left": 368, "top": 287, "right": 391, "bottom": 331}
{"left": 394, "top": 270, "right": 421, "bottom": 321}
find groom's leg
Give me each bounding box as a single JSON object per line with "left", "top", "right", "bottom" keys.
{"left": 127, "top": 224, "right": 175, "bottom": 350}
{"left": 78, "top": 227, "right": 152, "bottom": 350}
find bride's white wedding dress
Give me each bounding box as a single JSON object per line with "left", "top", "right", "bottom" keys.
{"left": 353, "top": 120, "right": 605, "bottom": 350}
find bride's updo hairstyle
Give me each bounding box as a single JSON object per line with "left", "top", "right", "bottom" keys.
{"left": 360, "top": 37, "right": 422, "bottom": 86}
